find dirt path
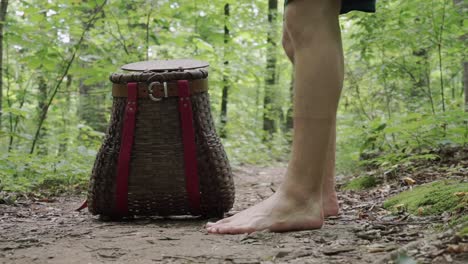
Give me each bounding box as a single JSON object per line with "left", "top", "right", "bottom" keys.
{"left": 1, "top": 165, "right": 466, "bottom": 264}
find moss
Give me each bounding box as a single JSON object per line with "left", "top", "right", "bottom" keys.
{"left": 451, "top": 215, "right": 468, "bottom": 235}
{"left": 343, "top": 175, "right": 378, "bottom": 190}
{"left": 459, "top": 226, "right": 468, "bottom": 236}
{"left": 383, "top": 180, "right": 468, "bottom": 216}
{"left": 450, "top": 214, "right": 468, "bottom": 227}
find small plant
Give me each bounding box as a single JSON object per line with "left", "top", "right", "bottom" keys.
{"left": 342, "top": 175, "right": 378, "bottom": 190}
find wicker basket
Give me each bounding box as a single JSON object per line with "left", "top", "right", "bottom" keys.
{"left": 86, "top": 59, "right": 235, "bottom": 218}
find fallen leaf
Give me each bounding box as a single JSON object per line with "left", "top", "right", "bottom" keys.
{"left": 403, "top": 177, "right": 416, "bottom": 185}
{"left": 158, "top": 237, "right": 180, "bottom": 241}
{"left": 358, "top": 211, "right": 369, "bottom": 219}
{"left": 322, "top": 246, "right": 355, "bottom": 255}
{"left": 367, "top": 243, "right": 398, "bottom": 253}
{"left": 274, "top": 250, "right": 292, "bottom": 259}
{"left": 446, "top": 243, "right": 468, "bottom": 254}
{"left": 417, "top": 207, "right": 424, "bottom": 216}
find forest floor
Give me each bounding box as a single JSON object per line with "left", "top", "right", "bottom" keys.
{"left": 1, "top": 163, "right": 467, "bottom": 264}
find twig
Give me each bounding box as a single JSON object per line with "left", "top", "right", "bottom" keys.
{"left": 372, "top": 220, "right": 442, "bottom": 226}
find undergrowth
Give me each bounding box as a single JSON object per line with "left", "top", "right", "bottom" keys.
{"left": 0, "top": 147, "right": 95, "bottom": 197}
{"left": 342, "top": 175, "right": 379, "bottom": 190}
{"left": 383, "top": 180, "right": 468, "bottom": 216}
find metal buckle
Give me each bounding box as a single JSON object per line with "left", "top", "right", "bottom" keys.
{"left": 163, "top": 82, "right": 168, "bottom": 98}
{"left": 148, "top": 82, "right": 168, "bottom": 101}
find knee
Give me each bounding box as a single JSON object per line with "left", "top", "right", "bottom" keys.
{"left": 284, "top": 0, "right": 341, "bottom": 44}
{"left": 282, "top": 30, "right": 294, "bottom": 63}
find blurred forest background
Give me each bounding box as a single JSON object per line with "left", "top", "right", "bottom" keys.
{"left": 0, "top": 0, "right": 466, "bottom": 194}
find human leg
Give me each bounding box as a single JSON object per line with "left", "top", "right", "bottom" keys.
{"left": 282, "top": 23, "right": 294, "bottom": 63}
{"left": 323, "top": 119, "right": 339, "bottom": 216}
{"left": 206, "top": 0, "right": 344, "bottom": 234}
{"left": 283, "top": 21, "right": 339, "bottom": 217}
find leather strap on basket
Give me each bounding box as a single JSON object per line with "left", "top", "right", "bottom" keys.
{"left": 76, "top": 200, "right": 87, "bottom": 211}
{"left": 115, "top": 82, "right": 138, "bottom": 215}
{"left": 178, "top": 80, "right": 201, "bottom": 215}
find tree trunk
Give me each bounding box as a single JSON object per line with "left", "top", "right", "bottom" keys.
{"left": 437, "top": 0, "right": 448, "bottom": 113}
{"left": 453, "top": 0, "right": 467, "bottom": 111}
{"left": 219, "top": 3, "right": 230, "bottom": 138}
{"left": 285, "top": 69, "right": 294, "bottom": 132}
{"left": 58, "top": 74, "right": 73, "bottom": 155}
{"left": 464, "top": 62, "right": 468, "bottom": 112}
{"left": 263, "top": 0, "right": 278, "bottom": 140}
{"left": 0, "top": 0, "right": 8, "bottom": 129}
{"left": 37, "top": 76, "right": 48, "bottom": 155}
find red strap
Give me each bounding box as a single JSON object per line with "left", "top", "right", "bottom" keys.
{"left": 76, "top": 199, "right": 87, "bottom": 211}
{"left": 115, "top": 82, "right": 138, "bottom": 215}
{"left": 178, "top": 80, "right": 201, "bottom": 214}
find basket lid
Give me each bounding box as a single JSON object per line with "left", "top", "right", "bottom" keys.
{"left": 121, "top": 59, "right": 209, "bottom": 72}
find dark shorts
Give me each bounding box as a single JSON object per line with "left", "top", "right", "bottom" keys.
{"left": 285, "top": 0, "right": 376, "bottom": 15}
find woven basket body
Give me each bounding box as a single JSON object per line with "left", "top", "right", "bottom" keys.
{"left": 87, "top": 59, "right": 235, "bottom": 217}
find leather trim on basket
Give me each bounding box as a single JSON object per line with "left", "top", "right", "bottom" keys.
{"left": 76, "top": 199, "right": 87, "bottom": 211}
{"left": 178, "top": 80, "right": 201, "bottom": 214}
{"left": 112, "top": 78, "right": 208, "bottom": 99}
{"left": 115, "top": 82, "right": 138, "bottom": 215}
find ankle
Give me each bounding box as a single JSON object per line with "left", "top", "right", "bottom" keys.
{"left": 278, "top": 182, "right": 323, "bottom": 206}
{"left": 323, "top": 190, "right": 337, "bottom": 201}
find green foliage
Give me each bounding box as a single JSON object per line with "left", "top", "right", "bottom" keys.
{"left": 0, "top": 120, "right": 101, "bottom": 194}
{"left": 459, "top": 224, "right": 468, "bottom": 237}
{"left": 383, "top": 181, "right": 468, "bottom": 215}
{"left": 450, "top": 215, "right": 468, "bottom": 232}
{"left": 336, "top": 0, "right": 466, "bottom": 173}
{"left": 342, "top": 175, "right": 378, "bottom": 190}
{"left": 0, "top": 146, "right": 97, "bottom": 194}
{"left": 349, "top": 108, "right": 467, "bottom": 171}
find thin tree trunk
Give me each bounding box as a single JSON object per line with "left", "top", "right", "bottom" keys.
{"left": 77, "top": 2, "right": 107, "bottom": 132}
{"left": 0, "top": 0, "right": 8, "bottom": 129}
{"left": 58, "top": 74, "right": 73, "bottom": 155}
{"left": 413, "top": 48, "right": 437, "bottom": 114}
{"left": 219, "top": 3, "right": 230, "bottom": 138}
{"left": 437, "top": 0, "right": 448, "bottom": 112}
{"left": 426, "top": 66, "right": 436, "bottom": 115}
{"left": 285, "top": 69, "right": 294, "bottom": 131}
{"left": 5, "top": 37, "right": 12, "bottom": 151}
{"left": 145, "top": 8, "right": 152, "bottom": 60}
{"left": 461, "top": 59, "right": 467, "bottom": 116}
{"left": 453, "top": 0, "right": 467, "bottom": 111}
{"left": 8, "top": 78, "right": 30, "bottom": 151}
{"left": 379, "top": 47, "right": 393, "bottom": 120}
{"left": 412, "top": 48, "right": 429, "bottom": 98}
{"left": 37, "top": 76, "right": 48, "bottom": 155}
{"left": 263, "top": 0, "right": 278, "bottom": 140}
{"left": 346, "top": 67, "right": 371, "bottom": 120}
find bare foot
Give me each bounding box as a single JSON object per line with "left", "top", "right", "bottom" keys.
{"left": 205, "top": 189, "right": 323, "bottom": 234}
{"left": 323, "top": 191, "right": 339, "bottom": 217}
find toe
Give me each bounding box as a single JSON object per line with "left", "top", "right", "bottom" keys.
{"left": 206, "top": 226, "right": 220, "bottom": 234}
{"left": 207, "top": 216, "right": 233, "bottom": 227}
{"left": 205, "top": 222, "right": 217, "bottom": 228}
{"left": 215, "top": 224, "right": 256, "bottom": 235}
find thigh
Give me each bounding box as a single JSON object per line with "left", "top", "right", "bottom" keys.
{"left": 285, "top": 0, "right": 376, "bottom": 15}
{"left": 283, "top": 0, "right": 341, "bottom": 49}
